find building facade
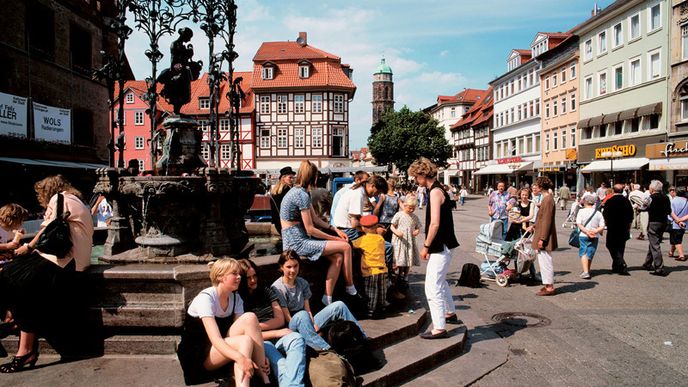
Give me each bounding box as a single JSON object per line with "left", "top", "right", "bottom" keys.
{"left": 450, "top": 88, "right": 492, "bottom": 191}
{"left": 372, "top": 58, "right": 394, "bottom": 126}
{"left": 427, "top": 89, "right": 485, "bottom": 185}
{"left": 251, "top": 32, "right": 356, "bottom": 172}
{"left": 538, "top": 36, "right": 581, "bottom": 189}
{"left": 573, "top": 0, "right": 670, "bottom": 187}
{"left": 0, "top": 0, "right": 124, "bottom": 210}
{"left": 655, "top": 0, "right": 688, "bottom": 186}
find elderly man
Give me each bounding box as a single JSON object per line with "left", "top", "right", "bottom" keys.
{"left": 558, "top": 183, "right": 571, "bottom": 210}
{"left": 603, "top": 184, "right": 634, "bottom": 275}
{"left": 643, "top": 180, "right": 672, "bottom": 276}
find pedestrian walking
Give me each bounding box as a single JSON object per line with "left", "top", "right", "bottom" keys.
{"left": 558, "top": 183, "right": 571, "bottom": 210}
{"left": 642, "top": 180, "right": 671, "bottom": 276}
{"left": 596, "top": 182, "right": 607, "bottom": 203}
{"left": 459, "top": 186, "right": 468, "bottom": 206}
{"left": 669, "top": 187, "right": 688, "bottom": 262}
{"left": 408, "top": 157, "right": 461, "bottom": 339}
{"left": 603, "top": 184, "right": 633, "bottom": 275}
{"left": 530, "top": 177, "right": 557, "bottom": 296}
{"left": 576, "top": 194, "right": 604, "bottom": 279}
{"left": 629, "top": 184, "right": 649, "bottom": 240}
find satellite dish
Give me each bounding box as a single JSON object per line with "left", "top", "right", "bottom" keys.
{"left": 296, "top": 37, "right": 306, "bottom": 46}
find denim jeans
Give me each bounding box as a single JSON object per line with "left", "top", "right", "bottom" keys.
{"left": 264, "top": 332, "right": 306, "bottom": 387}
{"left": 288, "top": 301, "right": 365, "bottom": 351}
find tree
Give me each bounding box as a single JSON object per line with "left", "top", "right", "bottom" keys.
{"left": 368, "top": 106, "right": 452, "bottom": 176}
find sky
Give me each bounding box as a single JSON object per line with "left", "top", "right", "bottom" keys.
{"left": 125, "top": 0, "right": 615, "bottom": 150}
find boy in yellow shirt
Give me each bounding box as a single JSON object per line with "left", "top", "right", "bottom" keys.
{"left": 353, "top": 215, "right": 388, "bottom": 319}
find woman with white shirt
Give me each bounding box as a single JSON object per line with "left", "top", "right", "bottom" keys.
{"left": 576, "top": 194, "right": 605, "bottom": 280}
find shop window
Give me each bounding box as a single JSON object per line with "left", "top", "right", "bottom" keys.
{"left": 630, "top": 117, "right": 640, "bottom": 133}
{"left": 599, "top": 124, "right": 607, "bottom": 138}
{"left": 614, "top": 121, "right": 623, "bottom": 135}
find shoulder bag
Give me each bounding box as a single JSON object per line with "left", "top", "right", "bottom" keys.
{"left": 35, "top": 193, "right": 73, "bottom": 258}
{"left": 568, "top": 208, "right": 598, "bottom": 248}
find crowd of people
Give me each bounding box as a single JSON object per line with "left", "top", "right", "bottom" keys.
{"left": 486, "top": 177, "right": 687, "bottom": 298}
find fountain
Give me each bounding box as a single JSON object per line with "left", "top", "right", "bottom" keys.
{"left": 85, "top": 0, "right": 264, "bottom": 341}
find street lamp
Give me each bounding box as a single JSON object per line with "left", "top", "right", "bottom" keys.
{"left": 600, "top": 150, "right": 623, "bottom": 185}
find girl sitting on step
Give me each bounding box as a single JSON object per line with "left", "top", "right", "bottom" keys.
{"left": 270, "top": 250, "right": 364, "bottom": 352}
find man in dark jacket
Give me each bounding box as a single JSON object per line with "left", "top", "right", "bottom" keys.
{"left": 643, "top": 180, "right": 672, "bottom": 276}
{"left": 603, "top": 184, "right": 634, "bottom": 275}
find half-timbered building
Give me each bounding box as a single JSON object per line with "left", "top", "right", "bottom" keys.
{"left": 251, "top": 32, "right": 356, "bottom": 171}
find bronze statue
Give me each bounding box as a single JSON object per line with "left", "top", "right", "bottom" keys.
{"left": 157, "top": 28, "right": 203, "bottom": 115}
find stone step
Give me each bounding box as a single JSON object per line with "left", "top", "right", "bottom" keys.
{"left": 1, "top": 335, "right": 180, "bottom": 356}
{"left": 360, "top": 308, "right": 428, "bottom": 350}
{"left": 360, "top": 325, "right": 467, "bottom": 387}
{"left": 93, "top": 302, "right": 186, "bottom": 328}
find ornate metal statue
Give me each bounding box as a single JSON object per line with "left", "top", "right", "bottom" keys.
{"left": 157, "top": 27, "right": 203, "bottom": 115}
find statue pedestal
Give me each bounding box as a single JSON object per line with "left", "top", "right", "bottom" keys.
{"left": 156, "top": 116, "right": 205, "bottom": 176}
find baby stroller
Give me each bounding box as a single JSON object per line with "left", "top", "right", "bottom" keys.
{"left": 475, "top": 221, "right": 535, "bottom": 287}
{"left": 562, "top": 201, "right": 582, "bottom": 229}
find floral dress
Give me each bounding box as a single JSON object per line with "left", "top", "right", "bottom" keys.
{"left": 391, "top": 211, "right": 421, "bottom": 267}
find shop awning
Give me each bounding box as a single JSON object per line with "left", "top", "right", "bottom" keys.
{"left": 588, "top": 115, "right": 604, "bottom": 127}
{"left": 602, "top": 112, "right": 620, "bottom": 124}
{"left": 473, "top": 162, "right": 533, "bottom": 175}
{"left": 578, "top": 118, "right": 591, "bottom": 128}
{"left": 637, "top": 102, "right": 662, "bottom": 117}
{"left": 0, "top": 157, "right": 108, "bottom": 169}
{"left": 649, "top": 158, "right": 688, "bottom": 171}
{"left": 618, "top": 107, "right": 637, "bottom": 121}
{"left": 581, "top": 157, "right": 649, "bottom": 173}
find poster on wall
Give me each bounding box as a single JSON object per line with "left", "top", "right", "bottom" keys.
{"left": 0, "top": 92, "right": 28, "bottom": 138}
{"left": 33, "top": 102, "right": 71, "bottom": 144}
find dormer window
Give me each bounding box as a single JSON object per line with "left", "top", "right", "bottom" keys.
{"left": 299, "top": 65, "right": 309, "bottom": 78}
{"left": 126, "top": 93, "right": 134, "bottom": 104}
{"left": 199, "top": 97, "right": 210, "bottom": 109}
{"left": 298, "top": 60, "right": 311, "bottom": 78}
{"left": 262, "top": 66, "right": 273, "bottom": 80}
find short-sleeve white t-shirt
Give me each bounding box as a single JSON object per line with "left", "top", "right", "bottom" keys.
{"left": 332, "top": 186, "right": 365, "bottom": 228}
{"left": 576, "top": 207, "right": 605, "bottom": 230}
{"left": 187, "top": 287, "right": 244, "bottom": 318}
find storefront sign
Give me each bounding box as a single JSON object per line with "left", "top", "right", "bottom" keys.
{"left": 594, "top": 144, "right": 636, "bottom": 159}
{"left": 497, "top": 156, "right": 523, "bottom": 164}
{"left": 0, "top": 92, "right": 28, "bottom": 138}
{"left": 33, "top": 102, "right": 71, "bottom": 144}
{"left": 646, "top": 141, "right": 688, "bottom": 159}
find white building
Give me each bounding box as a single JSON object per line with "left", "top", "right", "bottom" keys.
{"left": 486, "top": 33, "right": 569, "bottom": 184}
{"left": 251, "top": 32, "right": 356, "bottom": 172}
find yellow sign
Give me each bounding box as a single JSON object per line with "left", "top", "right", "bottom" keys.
{"left": 595, "top": 144, "right": 636, "bottom": 159}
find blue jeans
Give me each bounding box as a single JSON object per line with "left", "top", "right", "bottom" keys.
{"left": 460, "top": 197, "right": 465, "bottom": 206}
{"left": 264, "top": 332, "right": 306, "bottom": 387}
{"left": 288, "top": 301, "right": 365, "bottom": 351}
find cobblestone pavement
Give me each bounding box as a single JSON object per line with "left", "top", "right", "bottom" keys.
{"left": 410, "top": 195, "right": 688, "bottom": 386}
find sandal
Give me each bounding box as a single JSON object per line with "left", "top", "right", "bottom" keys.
{"left": 0, "top": 351, "right": 39, "bottom": 373}
{"left": 676, "top": 256, "right": 687, "bottom": 262}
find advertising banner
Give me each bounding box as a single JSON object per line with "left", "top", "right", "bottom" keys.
{"left": 33, "top": 102, "right": 71, "bottom": 144}
{"left": 0, "top": 92, "right": 28, "bottom": 138}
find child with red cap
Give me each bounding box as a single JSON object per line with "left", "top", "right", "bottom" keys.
{"left": 353, "top": 214, "right": 388, "bottom": 319}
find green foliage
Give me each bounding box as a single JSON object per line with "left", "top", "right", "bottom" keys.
{"left": 368, "top": 106, "right": 452, "bottom": 176}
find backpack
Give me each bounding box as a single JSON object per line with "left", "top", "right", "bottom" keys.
{"left": 321, "top": 319, "right": 381, "bottom": 375}
{"left": 307, "top": 350, "right": 357, "bottom": 387}
{"left": 458, "top": 263, "right": 481, "bottom": 288}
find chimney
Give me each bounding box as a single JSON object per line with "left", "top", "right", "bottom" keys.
{"left": 297, "top": 32, "right": 307, "bottom": 46}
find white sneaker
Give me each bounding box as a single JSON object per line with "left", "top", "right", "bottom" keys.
{"left": 580, "top": 272, "right": 591, "bottom": 280}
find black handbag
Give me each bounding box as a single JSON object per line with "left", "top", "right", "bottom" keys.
{"left": 35, "top": 193, "right": 72, "bottom": 258}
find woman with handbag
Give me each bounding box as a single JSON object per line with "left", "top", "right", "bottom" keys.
{"left": 0, "top": 175, "right": 94, "bottom": 372}
{"left": 576, "top": 195, "right": 605, "bottom": 280}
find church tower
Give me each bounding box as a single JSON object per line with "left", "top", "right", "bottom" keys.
{"left": 372, "top": 58, "right": 394, "bottom": 126}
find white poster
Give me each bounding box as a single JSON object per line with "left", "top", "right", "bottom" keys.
{"left": 33, "top": 102, "right": 71, "bottom": 144}
{"left": 0, "top": 92, "right": 28, "bottom": 138}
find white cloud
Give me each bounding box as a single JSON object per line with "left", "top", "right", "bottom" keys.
{"left": 440, "top": 50, "right": 449, "bottom": 57}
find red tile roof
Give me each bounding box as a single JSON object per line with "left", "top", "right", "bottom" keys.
{"left": 450, "top": 87, "right": 493, "bottom": 130}
{"left": 181, "top": 72, "right": 254, "bottom": 115}
{"left": 253, "top": 41, "right": 340, "bottom": 62}
{"left": 251, "top": 61, "right": 356, "bottom": 93}
{"left": 437, "top": 88, "right": 486, "bottom": 106}
{"left": 116, "top": 81, "right": 174, "bottom": 113}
